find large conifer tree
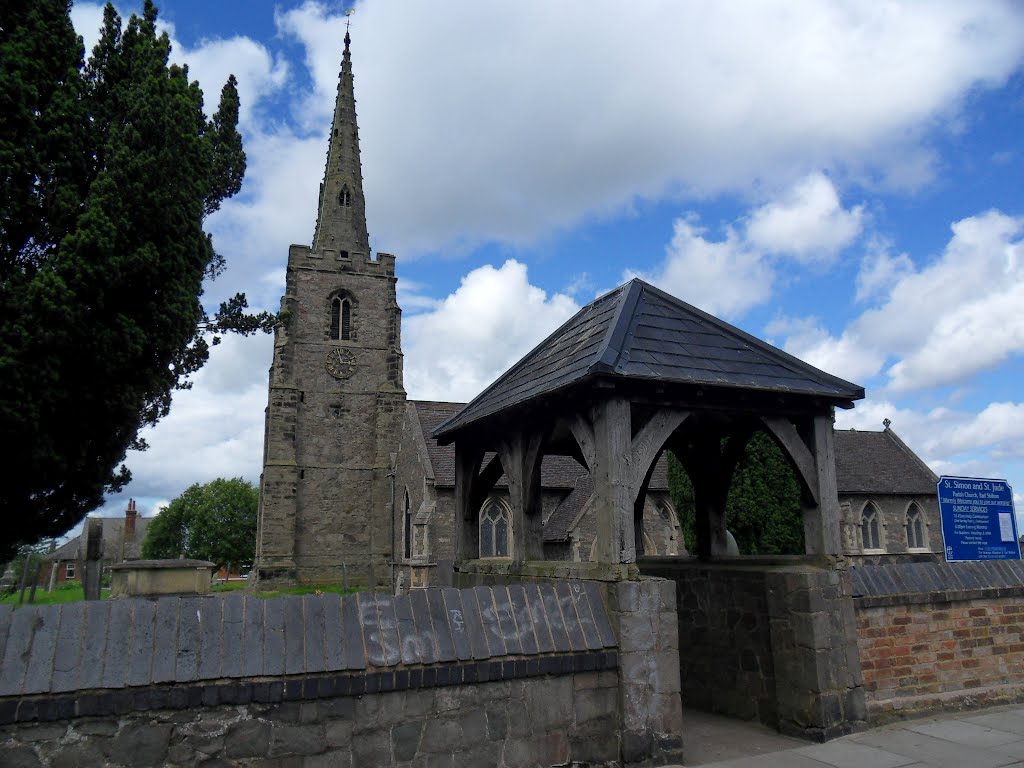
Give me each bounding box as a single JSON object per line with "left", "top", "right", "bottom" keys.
{"left": 0, "top": 1, "right": 265, "bottom": 557}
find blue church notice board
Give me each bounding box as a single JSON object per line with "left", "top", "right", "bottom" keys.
{"left": 938, "top": 476, "right": 1020, "bottom": 562}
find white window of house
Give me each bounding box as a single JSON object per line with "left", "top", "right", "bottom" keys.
{"left": 861, "top": 502, "right": 884, "bottom": 552}
{"left": 65, "top": 561, "right": 75, "bottom": 579}
{"left": 906, "top": 502, "right": 928, "bottom": 550}
{"left": 479, "top": 499, "right": 512, "bottom": 558}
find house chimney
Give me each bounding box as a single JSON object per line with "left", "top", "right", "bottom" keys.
{"left": 125, "top": 498, "right": 138, "bottom": 541}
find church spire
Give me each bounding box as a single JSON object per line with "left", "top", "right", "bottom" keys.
{"left": 312, "top": 27, "right": 370, "bottom": 256}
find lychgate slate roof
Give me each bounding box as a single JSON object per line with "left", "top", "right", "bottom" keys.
{"left": 434, "top": 279, "right": 864, "bottom": 441}
{"left": 834, "top": 428, "right": 938, "bottom": 495}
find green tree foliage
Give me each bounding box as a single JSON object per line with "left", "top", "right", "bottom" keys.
{"left": 142, "top": 477, "right": 258, "bottom": 570}
{"left": 0, "top": 1, "right": 273, "bottom": 558}
{"left": 667, "top": 432, "right": 805, "bottom": 555}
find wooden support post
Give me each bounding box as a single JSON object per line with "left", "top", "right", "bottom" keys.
{"left": 803, "top": 410, "right": 842, "bottom": 555}
{"left": 453, "top": 445, "right": 484, "bottom": 563}
{"left": 591, "top": 397, "right": 634, "bottom": 563}
{"left": 497, "top": 430, "right": 545, "bottom": 562}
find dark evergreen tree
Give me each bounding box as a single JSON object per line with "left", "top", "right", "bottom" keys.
{"left": 142, "top": 477, "right": 258, "bottom": 571}
{"left": 0, "top": 1, "right": 272, "bottom": 558}
{"left": 667, "top": 432, "right": 804, "bottom": 555}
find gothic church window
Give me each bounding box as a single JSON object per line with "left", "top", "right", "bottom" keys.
{"left": 480, "top": 499, "right": 512, "bottom": 558}
{"left": 860, "top": 502, "right": 883, "bottom": 552}
{"left": 330, "top": 296, "right": 352, "bottom": 341}
{"left": 339, "top": 185, "right": 352, "bottom": 206}
{"left": 906, "top": 503, "right": 927, "bottom": 550}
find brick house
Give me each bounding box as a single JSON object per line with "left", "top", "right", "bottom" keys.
{"left": 41, "top": 499, "right": 152, "bottom": 584}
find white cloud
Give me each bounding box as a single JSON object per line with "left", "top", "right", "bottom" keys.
{"left": 333, "top": 0, "right": 1024, "bottom": 255}
{"left": 855, "top": 239, "right": 915, "bottom": 302}
{"left": 403, "top": 260, "right": 579, "bottom": 402}
{"left": 746, "top": 173, "right": 864, "bottom": 261}
{"left": 944, "top": 402, "right": 1024, "bottom": 458}
{"left": 766, "top": 316, "right": 883, "bottom": 384}
{"left": 173, "top": 36, "right": 289, "bottom": 130}
{"left": 637, "top": 174, "right": 863, "bottom": 318}
{"left": 774, "top": 209, "right": 1024, "bottom": 393}
{"left": 835, "top": 397, "right": 1024, "bottom": 474}
{"left": 120, "top": 333, "right": 273, "bottom": 501}
{"left": 633, "top": 217, "right": 774, "bottom": 319}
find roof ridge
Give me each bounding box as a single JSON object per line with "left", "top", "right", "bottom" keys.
{"left": 637, "top": 279, "right": 863, "bottom": 396}
{"left": 432, "top": 283, "right": 627, "bottom": 440}
{"left": 885, "top": 427, "right": 939, "bottom": 484}
{"left": 592, "top": 278, "right": 643, "bottom": 373}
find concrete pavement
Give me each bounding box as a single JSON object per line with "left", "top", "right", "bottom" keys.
{"left": 673, "top": 704, "right": 1024, "bottom": 767}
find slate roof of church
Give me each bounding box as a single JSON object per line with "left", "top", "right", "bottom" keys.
{"left": 834, "top": 428, "right": 938, "bottom": 495}
{"left": 411, "top": 400, "right": 668, "bottom": 491}
{"left": 433, "top": 279, "right": 864, "bottom": 441}
{"left": 544, "top": 473, "right": 595, "bottom": 543}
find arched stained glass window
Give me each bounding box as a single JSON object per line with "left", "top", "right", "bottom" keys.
{"left": 480, "top": 499, "right": 511, "bottom": 558}
{"left": 906, "top": 503, "right": 926, "bottom": 550}
{"left": 861, "top": 502, "right": 883, "bottom": 552}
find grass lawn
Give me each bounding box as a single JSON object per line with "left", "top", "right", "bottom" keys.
{"left": 2, "top": 580, "right": 360, "bottom": 606}
{"left": 0, "top": 581, "right": 96, "bottom": 605}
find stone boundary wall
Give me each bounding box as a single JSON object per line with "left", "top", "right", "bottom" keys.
{"left": 852, "top": 561, "right": 1024, "bottom": 721}
{"left": 0, "top": 663, "right": 620, "bottom": 767}
{"left": 0, "top": 583, "right": 627, "bottom": 766}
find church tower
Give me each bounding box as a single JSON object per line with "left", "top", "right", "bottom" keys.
{"left": 254, "top": 30, "right": 405, "bottom": 588}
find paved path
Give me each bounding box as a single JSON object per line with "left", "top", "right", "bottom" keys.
{"left": 673, "top": 704, "right": 1024, "bottom": 767}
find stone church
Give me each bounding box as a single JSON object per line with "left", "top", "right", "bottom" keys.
{"left": 253, "top": 33, "right": 943, "bottom": 590}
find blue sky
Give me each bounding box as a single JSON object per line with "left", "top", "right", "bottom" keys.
{"left": 66, "top": 1, "right": 1024, "bottom": 531}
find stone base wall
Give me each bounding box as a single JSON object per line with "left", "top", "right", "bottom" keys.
{"left": 663, "top": 565, "right": 776, "bottom": 724}
{"left": 640, "top": 558, "right": 866, "bottom": 741}
{"left": 857, "top": 596, "right": 1024, "bottom": 719}
{"left": 0, "top": 670, "right": 618, "bottom": 768}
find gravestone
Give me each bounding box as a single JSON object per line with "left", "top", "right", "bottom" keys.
{"left": 80, "top": 518, "right": 104, "bottom": 601}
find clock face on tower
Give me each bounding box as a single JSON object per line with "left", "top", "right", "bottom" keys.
{"left": 325, "top": 348, "right": 357, "bottom": 379}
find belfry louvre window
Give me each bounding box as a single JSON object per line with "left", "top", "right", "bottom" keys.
{"left": 906, "top": 503, "right": 926, "bottom": 549}
{"left": 330, "top": 297, "right": 352, "bottom": 340}
{"left": 480, "top": 500, "right": 511, "bottom": 558}
{"left": 861, "top": 502, "right": 882, "bottom": 551}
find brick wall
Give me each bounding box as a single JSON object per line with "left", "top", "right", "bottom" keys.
{"left": 851, "top": 560, "right": 1024, "bottom": 720}
{"left": 857, "top": 598, "right": 1024, "bottom": 716}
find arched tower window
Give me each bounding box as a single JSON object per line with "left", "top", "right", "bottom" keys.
{"left": 479, "top": 499, "right": 512, "bottom": 558}
{"left": 906, "top": 502, "right": 927, "bottom": 550}
{"left": 339, "top": 185, "right": 352, "bottom": 207}
{"left": 330, "top": 296, "right": 352, "bottom": 341}
{"left": 861, "top": 502, "right": 883, "bottom": 552}
{"left": 403, "top": 489, "right": 413, "bottom": 560}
